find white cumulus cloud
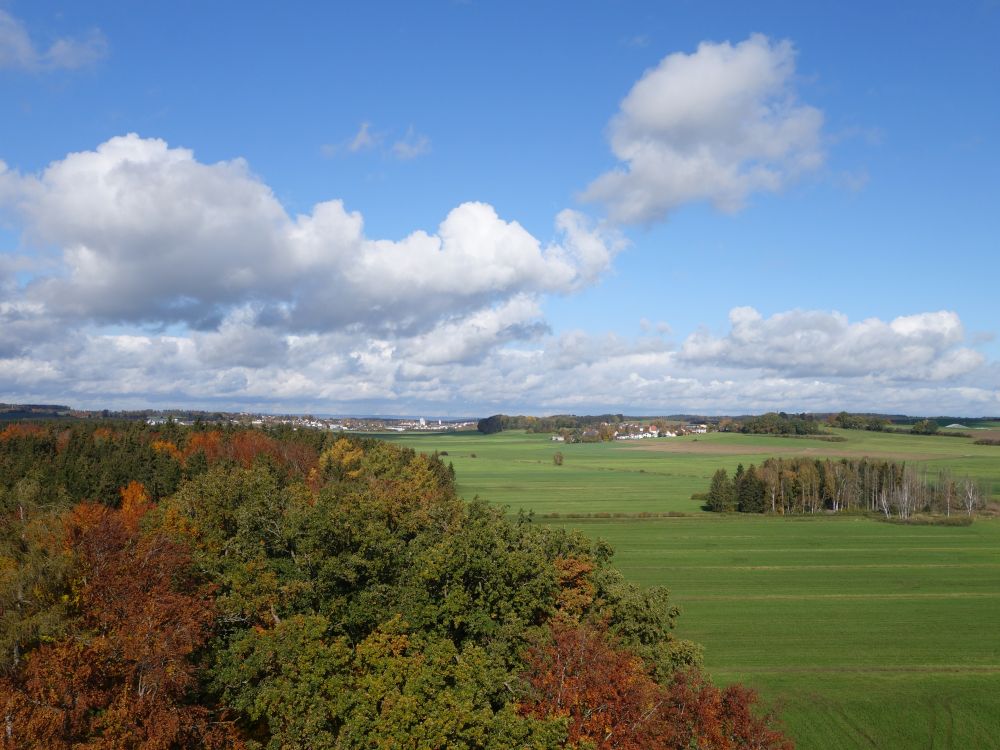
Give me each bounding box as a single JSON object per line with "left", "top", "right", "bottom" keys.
{"left": 583, "top": 34, "right": 824, "bottom": 223}
{"left": 1, "top": 134, "right": 620, "bottom": 335}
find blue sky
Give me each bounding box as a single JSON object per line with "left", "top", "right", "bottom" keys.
{"left": 1, "top": 1, "right": 998, "bottom": 416}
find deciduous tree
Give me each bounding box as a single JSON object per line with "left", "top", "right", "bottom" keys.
{"left": 1, "top": 504, "right": 243, "bottom": 749}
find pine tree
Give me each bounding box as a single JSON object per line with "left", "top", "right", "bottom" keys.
{"left": 706, "top": 468, "right": 735, "bottom": 512}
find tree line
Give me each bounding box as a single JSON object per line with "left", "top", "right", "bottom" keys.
{"left": 1, "top": 421, "right": 791, "bottom": 749}
{"left": 717, "top": 412, "right": 823, "bottom": 436}
{"left": 0, "top": 420, "right": 334, "bottom": 508}
{"left": 477, "top": 413, "right": 628, "bottom": 435}
{"left": 703, "top": 457, "right": 989, "bottom": 518}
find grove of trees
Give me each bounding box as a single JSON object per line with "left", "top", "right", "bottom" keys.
{"left": 704, "top": 457, "right": 989, "bottom": 518}
{"left": 718, "top": 413, "right": 822, "bottom": 436}
{"left": 909, "top": 419, "right": 940, "bottom": 435}
{"left": 1, "top": 421, "right": 792, "bottom": 749}
{"left": 827, "top": 412, "right": 889, "bottom": 431}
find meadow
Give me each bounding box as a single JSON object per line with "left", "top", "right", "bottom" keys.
{"left": 387, "top": 427, "right": 1000, "bottom": 516}
{"left": 385, "top": 428, "right": 1000, "bottom": 749}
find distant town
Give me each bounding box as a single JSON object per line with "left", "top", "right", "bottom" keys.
{"left": 191, "top": 414, "right": 479, "bottom": 433}
{"left": 0, "top": 403, "right": 477, "bottom": 433}
{"left": 3, "top": 403, "right": 997, "bottom": 439}
{"left": 550, "top": 422, "right": 709, "bottom": 442}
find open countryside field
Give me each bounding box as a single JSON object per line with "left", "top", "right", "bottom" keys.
{"left": 563, "top": 516, "right": 1000, "bottom": 749}
{"left": 384, "top": 429, "right": 1000, "bottom": 749}
{"left": 386, "top": 428, "right": 1000, "bottom": 516}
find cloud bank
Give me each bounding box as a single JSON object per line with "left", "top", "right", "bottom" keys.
{"left": 681, "top": 308, "right": 984, "bottom": 381}
{"left": 0, "top": 134, "right": 993, "bottom": 416}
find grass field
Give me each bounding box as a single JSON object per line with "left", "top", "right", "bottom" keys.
{"left": 561, "top": 515, "right": 1000, "bottom": 749}
{"left": 382, "top": 429, "right": 1000, "bottom": 749}
{"left": 386, "top": 428, "right": 1000, "bottom": 516}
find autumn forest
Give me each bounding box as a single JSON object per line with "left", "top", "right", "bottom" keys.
{"left": 0, "top": 422, "right": 791, "bottom": 749}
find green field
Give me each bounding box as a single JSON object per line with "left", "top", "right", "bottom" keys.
{"left": 383, "top": 429, "right": 1000, "bottom": 748}
{"left": 561, "top": 515, "right": 1000, "bottom": 749}
{"left": 386, "top": 428, "right": 1000, "bottom": 516}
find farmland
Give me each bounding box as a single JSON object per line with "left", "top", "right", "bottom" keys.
{"left": 385, "top": 428, "right": 1000, "bottom": 749}
{"left": 386, "top": 427, "right": 1000, "bottom": 517}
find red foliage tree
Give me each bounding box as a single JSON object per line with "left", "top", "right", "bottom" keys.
{"left": 519, "top": 621, "right": 792, "bottom": 750}
{"left": 1, "top": 504, "right": 244, "bottom": 749}
{"left": 520, "top": 621, "right": 665, "bottom": 749}
{"left": 225, "top": 430, "right": 279, "bottom": 469}
{"left": 656, "top": 670, "right": 793, "bottom": 750}
{"left": 277, "top": 439, "right": 319, "bottom": 479}
{"left": 180, "top": 429, "right": 316, "bottom": 478}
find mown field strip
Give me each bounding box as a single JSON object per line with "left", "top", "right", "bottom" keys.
{"left": 614, "top": 545, "right": 993, "bottom": 553}
{"left": 682, "top": 592, "right": 1000, "bottom": 601}
{"left": 644, "top": 562, "right": 1000, "bottom": 570}
{"left": 712, "top": 665, "right": 1000, "bottom": 674}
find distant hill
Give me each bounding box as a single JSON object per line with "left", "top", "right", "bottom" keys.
{"left": 0, "top": 403, "right": 73, "bottom": 421}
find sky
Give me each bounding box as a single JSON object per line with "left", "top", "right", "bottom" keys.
{"left": 0, "top": 0, "right": 998, "bottom": 417}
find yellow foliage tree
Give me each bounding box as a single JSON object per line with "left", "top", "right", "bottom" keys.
{"left": 118, "top": 481, "right": 151, "bottom": 530}
{"left": 316, "top": 438, "right": 365, "bottom": 482}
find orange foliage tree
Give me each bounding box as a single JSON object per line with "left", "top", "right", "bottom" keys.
{"left": 151, "top": 438, "right": 184, "bottom": 462}
{"left": 553, "top": 556, "right": 596, "bottom": 617}
{"left": 0, "top": 424, "right": 48, "bottom": 442}
{"left": 118, "top": 480, "right": 152, "bottom": 527}
{"left": 1, "top": 503, "right": 244, "bottom": 749}
{"left": 183, "top": 430, "right": 224, "bottom": 465}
